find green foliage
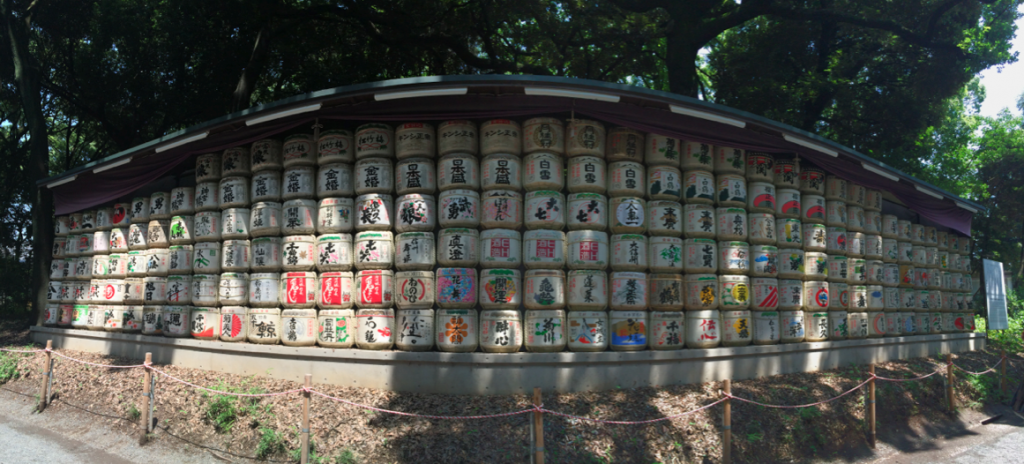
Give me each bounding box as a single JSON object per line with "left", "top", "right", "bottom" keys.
{"left": 127, "top": 404, "right": 141, "bottom": 422}
{"left": 0, "top": 350, "right": 24, "bottom": 384}
{"left": 335, "top": 448, "right": 358, "bottom": 464}
{"left": 201, "top": 381, "right": 269, "bottom": 433}
{"left": 255, "top": 426, "right": 286, "bottom": 460}
{"left": 975, "top": 290, "right": 1024, "bottom": 354}
{"left": 290, "top": 437, "right": 329, "bottom": 464}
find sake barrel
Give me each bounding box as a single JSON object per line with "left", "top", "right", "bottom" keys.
{"left": 568, "top": 270, "right": 608, "bottom": 311}
{"left": 609, "top": 272, "right": 647, "bottom": 311}
{"left": 865, "top": 235, "right": 883, "bottom": 260}
{"left": 825, "top": 226, "right": 847, "bottom": 256}
{"left": 606, "top": 310, "right": 647, "bottom": 350}
{"left": 189, "top": 307, "right": 221, "bottom": 340}
{"left": 864, "top": 188, "right": 883, "bottom": 211}
{"left": 438, "top": 120, "right": 478, "bottom": 156}
{"left": 395, "top": 308, "right": 435, "bottom": 351}
{"left": 355, "top": 123, "right": 394, "bottom": 159}
{"left": 165, "top": 275, "right": 192, "bottom": 304}
{"left": 848, "top": 258, "right": 867, "bottom": 284}
{"left": 937, "top": 231, "right": 949, "bottom": 251}
{"left": 481, "top": 190, "right": 523, "bottom": 230}
{"left": 879, "top": 214, "right": 898, "bottom": 239}
{"left": 914, "top": 268, "right": 933, "bottom": 289}
{"left": 778, "top": 279, "right": 804, "bottom": 310}
{"left": 248, "top": 170, "right": 283, "bottom": 205}
{"left": 354, "top": 157, "right": 393, "bottom": 195}
{"left": 719, "top": 275, "right": 750, "bottom": 310}
{"left": 191, "top": 243, "right": 219, "bottom": 275}
{"left": 778, "top": 248, "right": 805, "bottom": 280}
{"left": 866, "top": 260, "right": 884, "bottom": 284}
{"left": 803, "top": 280, "right": 829, "bottom": 311}
{"left": 523, "top": 309, "right": 567, "bottom": 352}
{"left": 146, "top": 220, "right": 171, "bottom": 249}
{"left": 684, "top": 274, "right": 718, "bottom": 310}
{"left": 748, "top": 213, "right": 776, "bottom": 245}
{"left": 683, "top": 238, "right": 716, "bottom": 274}
{"left": 567, "top": 310, "right": 608, "bottom": 352}
{"left": 773, "top": 159, "right": 800, "bottom": 188}
{"left": 317, "top": 129, "right": 354, "bottom": 164}
{"left": 55, "top": 217, "right": 71, "bottom": 237}
{"left": 831, "top": 311, "right": 850, "bottom": 340}
{"left": 523, "top": 151, "right": 564, "bottom": 191}
{"left": 316, "top": 234, "right": 352, "bottom": 272}
{"left": 753, "top": 311, "right": 781, "bottom": 345}
{"left": 161, "top": 305, "right": 191, "bottom": 337}
{"left": 316, "top": 309, "right": 355, "bottom": 347}
{"left": 72, "top": 304, "right": 92, "bottom": 330}
{"left": 645, "top": 135, "right": 683, "bottom": 167}
{"left": 524, "top": 117, "right": 565, "bottom": 155}
{"left": 751, "top": 277, "right": 780, "bottom": 311}
{"left": 480, "top": 229, "right": 522, "bottom": 269}
{"left": 864, "top": 210, "right": 882, "bottom": 235}
{"left": 281, "top": 199, "right": 316, "bottom": 235}
{"left": 720, "top": 310, "right": 752, "bottom": 347}
{"left": 477, "top": 269, "right": 520, "bottom": 310}
{"left": 167, "top": 216, "right": 194, "bottom": 245}
{"left": 885, "top": 312, "right": 901, "bottom": 337}
{"left": 605, "top": 127, "right": 643, "bottom": 162}
{"left": 709, "top": 145, "right": 744, "bottom": 175}
{"left": 124, "top": 277, "right": 145, "bottom": 304}
{"left": 646, "top": 165, "right": 680, "bottom": 200}
{"left": 780, "top": 310, "right": 806, "bottom": 343}
{"left": 220, "top": 208, "right": 250, "bottom": 240}
{"left": 216, "top": 177, "right": 248, "bottom": 211}
{"left": 140, "top": 305, "right": 162, "bottom": 335}
{"left": 435, "top": 268, "right": 476, "bottom": 309}
{"left": 194, "top": 211, "right": 221, "bottom": 242}
{"left": 219, "top": 306, "right": 248, "bottom": 342}
{"left": 607, "top": 161, "right": 645, "bottom": 197}
{"left": 648, "top": 274, "right": 684, "bottom": 311}
{"left": 524, "top": 269, "right": 566, "bottom": 310}
{"left": 220, "top": 239, "right": 250, "bottom": 272}
{"left": 219, "top": 146, "right": 250, "bottom": 177}
{"left": 313, "top": 270, "right": 354, "bottom": 309}
{"left": 316, "top": 162, "right": 354, "bottom": 198}
{"left": 882, "top": 238, "right": 899, "bottom": 263}
{"left": 567, "top": 119, "right": 604, "bottom": 158}
{"left": 108, "top": 229, "right": 128, "bottom": 253}
{"left": 685, "top": 204, "right": 718, "bottom": 239}
{"left": 683, "top": 170, "right": 715, "bottom": 205}
{"left": 746, "top": 152, "right": 774, "bottom": 183}
{"left": 847, "top": 206, "right": 866, "bottom": 233}
{"left": 76, "top": 256, "right": 95, "bottom": 280}
{"left": 827, "top": 255, "right": 849, "bottom": 283}
{"left": 801, "top": 193, "right": 826, "bottom": 224}
{"left": 277, "top": 271, "right": 315, "bottom": 308}
{"left": 46, "top": 280, "right": 61, "bottom": 303}
{"left": 145, "top": 249, "right": 169, "bottom": 276}
{"left": 925, "top": 247, "right": 938, "bottom": 269}
{"left": 825, "top": 201, "right": 847, "bottom": 228}
{"left": 215, "top": 272, "right": 246, "bottom": 306}
{"left": 394, "top": 193, "right": 436, "bottom": 233}
{"left": 684, "top": 310, "right": 721, "bottom": 348}
{"left": 564, "top": 193, "right": 608, "bottom": 232}
{"left": 567, "top": 230, "right": 609, "bottom": 270}
{"left": 751, "top": 245, "right": 779, "bottom": 277}
{"left": 280, "top": 309, "right": 317, "bottom": 346}
{"left": 805, "top": 311, "right": 829, "bottom": 342}
{"left": 716, "top": 174, "right": 747, "bottom": 208}
{"left": 249, "top": 272, "right": 281, "bottom": 308}
{"left": 394, "top": 232, "right": 435, "bottom": 271}
{"left": 316, "top": 198, "right": 354, "bottom": 234}
{"left": 438, "top": 152, "right": 480, "bottom": 191}
{"left": 195, "top": 152, "right": 221, "bottom": 183}
{"left": 481, "top": 119, "right": 522, "bottom": 156}
{"left": 192, "top": 182, "right": 221, "bottom": 213}
{"left": 897, "top": 241, "right": 913, "bottom": 264}
{"left": 799, "top": 168, "right": 826, "bottom": 195}
{"left": 395, "top": 157, "right": 436, "bottom": 195}
{"left": 524, "top": 229, "right": 566, "bottom": 269}
{"left": 437, "top": 189, "right": 480, "bottom": 229}
{"left": 130, "top": 197, "right": 151, "bottom": 223}
{"left": 247, "top": 202, "right": 281, "bottom": 238}
{"left": 434, "top": 308, "right": 478, "bottom": 352}
{"left": 166, "top": 188, "right": 194, "bottom": 217}
{"left": 353, "top": 193, "right": 393, "bottom": 232}
{"left": 647, "top": 201, "right": 684, "bottom": 237}
{"left": 524, "top": 190, "right": 566, "bottom": 230}
{"left": 437, "top": 228, "right": 478, "bottom": 268}
{"left": 50, "top": 257, "right": 68, "bottom": 279}
{"left": 900, "top": 288, "right": 918, "bottom": 310}
{"left": 568, "top": 156, "right": 607, "bottom": 194}
{"left": 248, "top": 307, "right": 282, "bottom": 344}
{"left": 648, "top": 311, "right": 685, "bottom": 350}
{"left": 910, "top": 224, "right": 926, "bottom": 246}
{"left": 352, "top": 230, "right": 393, "bottom": 270}
{"left": 896, "top": 220, "right": 912, "bottom": 241}
{"left": 775, "top": 189, "right": 801, "bottom": 220}
{"left": 395, "top": 123, "right": 435, "bottom": 159}
{"left": 95, "top": 207, "right": 114, "bottom": 231}
{"left": 91, "top": 231, "right": 110, "bottom": 255}
{"left": 718, "top": 241, "right": 750, "bottom": 275}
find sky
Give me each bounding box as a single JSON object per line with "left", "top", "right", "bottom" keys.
{"left": 977, "top": 10, "right": 1024, "bottom": 117}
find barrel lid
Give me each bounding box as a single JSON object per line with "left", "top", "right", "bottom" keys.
{"left": 252, "top": 201, "right": 283, "bottom": 208}
{"left": 721, "top": 241, "right": 749, "bottom": 247}
{"left": 435, "top": 268, "right": 474, "bottom": 275}
{"left": 319, "top": 129, "right": 352, "bottom": 137}
{"left": 684, "top": 238, "right": 714, "bottom": 244}
{"left": 525, "top": 190, "right": 564, "bottom": 198}
{"left": 609, "top": 310, "right": 647, "bottom": 317}
{"left": 319, "top": 309, "right": 355, "bottom": 316}
{"left": 830, "top": 255, "right": 849, "bottom": 261}
{"left": 612, "top": 272, "right": 646, "bottom": 279}
{"left": 250, "top": 273, "right": 281, "bottom": 279}
{"left": 355, "top": 157, "right": 392, "bottom": 166}
{"left": 197, "top": 152, "right": 219, "bottom": 159}
{"left": 164, "top": 305, "right": 192, "bottom": 312}
{"left": 609, "top": 159, "right": 643, "bottom": 168}
{"left": 249, "top": 307, "right": 282, "bottom": 315}
{"left": 481, "top": 229, "right": 520, "bottom": 239}
{"left": 397, "top": 231, "right": 434, "bottom": 239}
{"left": 142, "top": 276, "right": 167, "bottom": 281}
{"left": 108, "top": 253, "right": 124, "bottom": 258}
{"left": 851, "top": 285, "right": 868, "bottom": 290}
{"left": 396, "top": 308, "right": 434, "bottom": 316}
{"left": 526, "top": 309, "right": 565, "bottom": 317}
{"left": 611, "top": 234, "right": 646, "bottom": 241}
{"left": 439, "top": 119, "right": 475, "bottom": 127}
{"left": 567, "top": 230, "right": 608, "bottom": 240}
{"left": 283, "top": 234, "right": 316, "bottom": 242}
{"left": 484, "top": 190, "right": 522, "bottom": 198}
{"left": 284, "top": 271, "right": 317, "bottom": 277}
{"left": 192, "top": 307, "right": 221, "bottom": 313}
{"left": 524, "top": 229, "right": 564, "bottom": 239}
{"left": 195, "top": 210, "right": 221, "bottom": 216}
{"left": 755, "top": 311, "right": 779, "bottom": 317}
{"left": 439, "top": 228, "right": 478, "bottom": 235}
{"left": 525, "top": 269, "right": 564, "bottom": 277}
{"left": 148, "top": 219, "right": 171, "bottom": 226}
{"left": 717, "top": 274, "right": 748, "bottom": 281}
{"left": 524, "top": 116, "right": 562, "bottom": 125}
{"left": 721, "top": 310, "right": 752, "bottom": 317}
{"left": 283, "top": 198, "right": 317, "bottom": 207}
{"left": 481, "top": 309, "right": 521, "bottom": 318}
{"left": 684, "top": 274, "right": 717, "bottom": 280}
{"left": 439, "top": 189, "right": 480, "bottom": 197}
{"left": 356, "top": 122, "right": 392, "bottom": 131}
{"left": 683, "top": 310, "right": 719, "bottom": 317}
{"left": 219, "top": 176, "right": 249, "bottom": 183}
{"left": 649, "top": 200, "right": 683, "bottom": 208}
{"left": 751, "top": 277, "right": 778, "bottom": 285}
{"left": 395, "top": 270, "right": 432, "bottom": 278}
{"left": 779, "top": 310, "right": 804, "bottom": 315}
{"left": 481, "top": 268, "right": 520, "bottom": 277}
{"left": 74, "top": 304, "right": 90, "bottom": 309}
{"left": 317, "top": 235, "right": 348, "bottom": 242}
{"left": 651, "top": 311, "right": 684, "bottom": 318}
{"left": 318, "top": 197, "right": 354, "bottom": 205}
{"left": 356, "top": 308, "right": 394, "bottom": 315}
{"left": 397, "top": 193, "right": 436, "bottom": 201}
{"left": 753, "top": 245, "right": 778, "bottom": 251}
{"left": 166, "top": 275, "right": 191, "bottom": 281}
{"left": 168, "top": 245, "right": 192, "bottom": 251}
{"left": 253, "top": 236, "right": 283, "bottom": 243}
{"left": 220, "top": 273, "right": 249, "bottom": 279}
{"left": 191, "top": 274, "right": 218, "bottom": 280}
{"left": 482, "top": 118, "right": 520, "bottom": 127}
{"left": 221, "top": 306, "right": 247, "bottom": 314}
{"left": 282, "top": 309, "right": 316, "bottom": 317}
{"left": 355, "top": 231, "right": 393, "bottom": 239}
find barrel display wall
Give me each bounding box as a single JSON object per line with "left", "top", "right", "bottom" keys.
{"left": 44, "top": 118, "right": 978, "bottom": 354}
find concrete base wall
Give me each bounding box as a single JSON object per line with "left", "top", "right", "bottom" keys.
{"left": 31, "top": 326, "right": 986, "bottom": 395}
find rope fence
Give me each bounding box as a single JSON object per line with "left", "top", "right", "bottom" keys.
{"left": 3, "top": 342, "right": 1014, "bottom": 464}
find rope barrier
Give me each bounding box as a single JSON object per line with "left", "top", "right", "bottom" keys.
{"left": 308, "top": 389, "right": 538, "bottom": 420}
{"left": 48, "top": 350, "right": 147, "bottom": 369}
{"left": 952, "top": 361, "right": 1003, "bottom": 376}
{"left": 147, "top": 366, "right": 304, "bottom": 398}
{"left": 725, "top": 377, "right": 873, "bottom": 409}
{"left": 0, "top": 347, "right": 45, "bottom": 353}
{"left": 873, "top": 369, "right": 944, "bottom": 382}
{"left": 540, "top": 398, "right": 728, "bottom": 424}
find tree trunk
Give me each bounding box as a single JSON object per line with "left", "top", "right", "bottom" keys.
{"left": 665, "top": 27, "right": 703, "bottom": 97}
{"left": 232, "top": 24, "right": 273, "bottom": 112}
{"left": 3, "top": 0, "right": 54, "bottom": 325}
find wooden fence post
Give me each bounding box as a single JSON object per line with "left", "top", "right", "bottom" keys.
{"left": 301, "top": 374, "right": 311, "bottom": 464}
{"left": 868, "top": 364, "right": 876, "bottom": 449}
{"left": 37, "top": 340, "right": 52, "bottom": 411}
{"left": 141, "top": 353, "right": 152, "bottom": 435}
{"left": 723, "top": 379, "right": 732, "bottom": 464}
{"left": 533, "top": 387, "right": 545, "bottom": 464}
{"left": 946, "top": 354, "right": 955, "bottom": 413}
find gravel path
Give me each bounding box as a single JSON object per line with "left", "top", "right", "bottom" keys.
{"left": 0, "top": 389, "right": 222, "bottom": 464}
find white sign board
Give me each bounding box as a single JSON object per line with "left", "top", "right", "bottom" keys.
{"left": 983, "top": 259, "right": 1009, "bottom": 330}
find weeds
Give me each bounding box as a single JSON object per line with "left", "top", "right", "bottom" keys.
{"left": 127, "top": 404, "right": 141, "bottom": 422}
{"left": 201, "top": 379, "right": 270, "bottom": 433}
{"left": 255, "top": 426, "right": 286, "bottom": 459}
{"left": 0, "top": 346, "right": 32, "bottom": 384}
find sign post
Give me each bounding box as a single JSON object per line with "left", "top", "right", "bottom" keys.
{"left": 983, "top": 260, "right": 1009, "bottom": 331}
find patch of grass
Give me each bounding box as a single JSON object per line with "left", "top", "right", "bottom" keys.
{"left": 255, "top": 426, "right": 286, "bottom": 459}
{"left": 127, "top": 404, "right": 141, "bottom": 422}
{"left": 0, "top": 347, "right": 31, "bottom": 384}
{"left": 290, "top": 438, "right": 329, "bottom": 464}
{"left": 798, "top": 407, "right": 821, "bottom": 420}
{"left": 335, "top": 448, "right": 358, "bottom": 464}
{"left": 201, "top": 379, "right": 270, "bottom": 433}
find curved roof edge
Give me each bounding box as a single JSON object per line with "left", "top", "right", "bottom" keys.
{"left": 37, "top": 74, "right": 985, "bottom": 215}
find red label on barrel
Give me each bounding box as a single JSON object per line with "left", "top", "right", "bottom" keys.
{"left": 286, "top": 276, "right": 308, "bottom": 304}
{"left": 579, "top": 242, "right": 599, "bottom": 261}
{"left": 320, "top": 277, "right": 342, "bottom": 305}
{"left": 361, "top": 274, "right": 383, "bottom": 304}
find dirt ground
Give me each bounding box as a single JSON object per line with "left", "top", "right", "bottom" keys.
{"left": 0, "top": 317, "right": 1020, "bottom": 464}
